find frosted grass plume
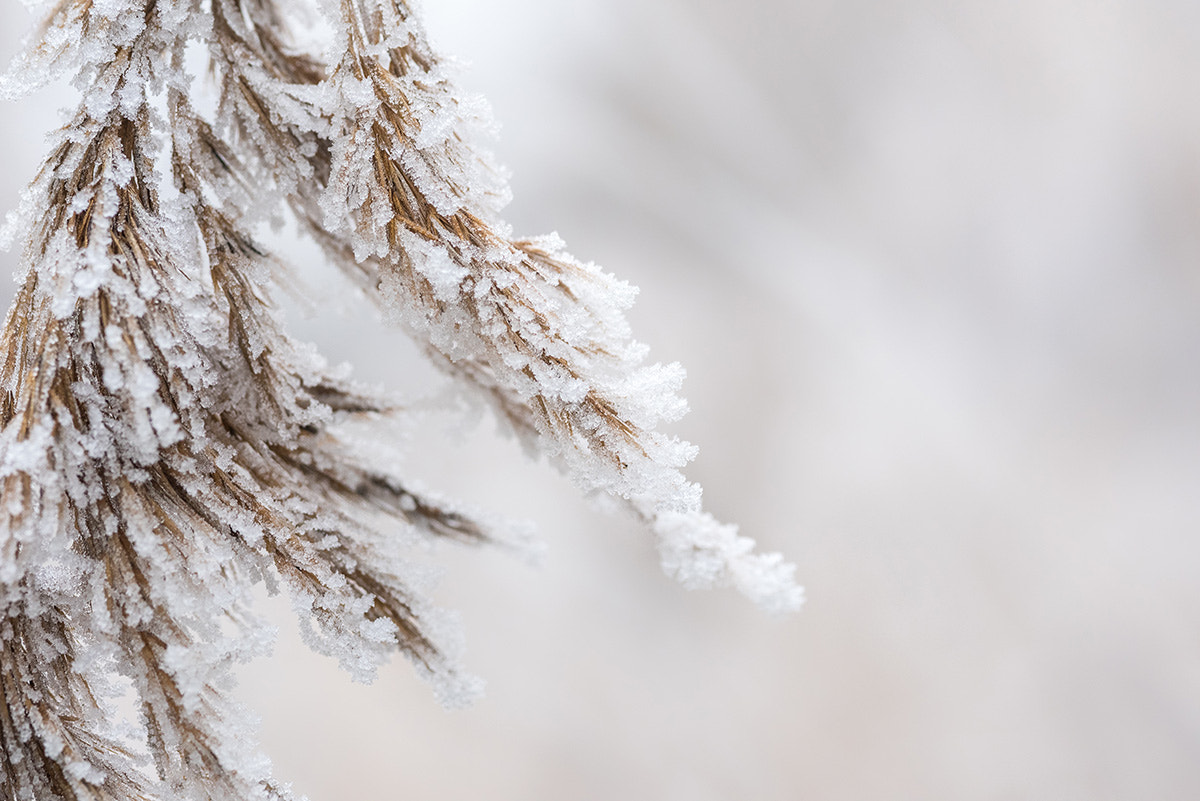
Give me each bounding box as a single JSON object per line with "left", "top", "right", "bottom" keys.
{"left": 0, "top": 0, "right": 801, "bottom": 797}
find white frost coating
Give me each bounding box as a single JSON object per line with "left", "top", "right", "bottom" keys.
{"left": 655, "top": 511, "right": 804, "bottom": 615}
{"left": 403, "top": 231, "right": 470, "bottom": 301}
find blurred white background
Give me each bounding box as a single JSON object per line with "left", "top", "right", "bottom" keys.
{"left": 5, "top": 0, "right": 1200, "bottom": 798}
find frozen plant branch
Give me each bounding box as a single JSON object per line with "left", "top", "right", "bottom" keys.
{"left": 0, "top": 0, "right": 802, "bottom": 797}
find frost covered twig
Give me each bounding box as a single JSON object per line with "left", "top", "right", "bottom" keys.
{"left": 0, "top": 0, "right": 801, "bottom": 797}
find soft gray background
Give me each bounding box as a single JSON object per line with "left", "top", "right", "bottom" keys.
{"left": 4, "top": 1, "right": 1200, "bottom": 798}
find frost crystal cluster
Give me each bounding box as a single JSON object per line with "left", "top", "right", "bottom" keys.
{"left": 0, "top": 0, "right": 801, "bottom": 797}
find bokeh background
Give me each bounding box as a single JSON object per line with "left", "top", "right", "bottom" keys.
{"left": 4, "top": 0, "right": 1200, "bottom": 798}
